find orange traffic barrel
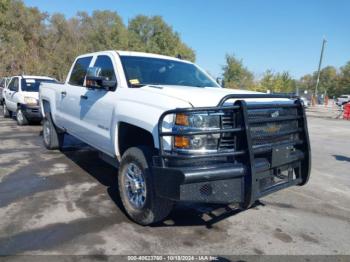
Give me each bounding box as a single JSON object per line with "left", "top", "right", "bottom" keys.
{"left": 343, "top": 102, "right": 350, "bottom": 120}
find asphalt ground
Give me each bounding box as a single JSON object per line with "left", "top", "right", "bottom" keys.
{"left": 0, "top": 109, "right": 349, "bottom": 257}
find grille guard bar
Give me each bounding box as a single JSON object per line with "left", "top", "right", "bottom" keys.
{"left": 157, "top": 94, "right": 311, "bottom": 207}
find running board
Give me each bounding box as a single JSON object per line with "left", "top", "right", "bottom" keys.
{"left": 98, "top": 152, "right": 119, "bottom": 168}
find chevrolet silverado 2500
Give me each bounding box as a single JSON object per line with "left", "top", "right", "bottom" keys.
{"left": 39, "top": 51, "right": 311, "bottom": 225}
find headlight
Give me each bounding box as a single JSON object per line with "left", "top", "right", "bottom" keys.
{"left": 175, "top": 113, "right": 220, "bottom": 129}
{"left": 24, "top": 97, "right": 38, "bottom": 106}
{"left": 173, "top": 112, "right": 222, "bottom": 152}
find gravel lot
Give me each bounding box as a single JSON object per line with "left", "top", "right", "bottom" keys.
{"left": 0, "top": 109, "right": 349, "bottom": 256}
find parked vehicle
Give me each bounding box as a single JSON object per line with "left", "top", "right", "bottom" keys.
{"left": 336, "top": 95, "right": 350, "bottom": 106}
{"left": 39, "top": 51, "right": 311, "bottom": 225}
{"left": 2, "top": 75, "right": 57, "bottom": 125}
{"left": 0, "top": 77, "right": 10, "bottom": 105}
{"left": 300, "top": 97, "right": 310, "bottom": 108}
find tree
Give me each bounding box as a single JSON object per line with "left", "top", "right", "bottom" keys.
{"left": 298, "top": 66, "right": 340, "bottom": 97}
{"left": 0, "top": 0, "right": 47, "bottom": 76}
{"left": 222, "top": 54, "right": 254, "bottom": 89}
{"left": 78, "top": 11, "right": 128, "bottom": 52}
{"left": 257, "top": 70, "right": 295, "bottom": 93}
{"left": 0, "top": 1, "right": 195, "bottom": 81}
{"left": 339, "top": 61, "right": 350, "bottom": 95}
{"left": 318, "top": 66, "right": 338, "bottom": 96}
{"left": 256, "top": 70, "right": 274, "bottom": 92}
{"left": 128, "top": 15, "right": 195, "bottom": 61}
{"left": 298, "top": 74, "right": 315, "bottom": 93}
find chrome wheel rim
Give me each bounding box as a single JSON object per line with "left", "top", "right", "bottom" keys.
{"left": 17, "top": 110, "right": 23, "bottom": 123}
{"left": 122, "top": 162, "right": 147, "bottom": 209}
{"left": 43, "top": 120, "right": 50, "bottom": 145}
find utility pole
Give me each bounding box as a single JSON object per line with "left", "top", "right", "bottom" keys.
{"left": 315, "top": 38, "right": 327, "bottom": 100}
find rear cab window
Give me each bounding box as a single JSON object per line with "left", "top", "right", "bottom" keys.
{"left": 69, "top": 56, "right": 93, "bottom": 86}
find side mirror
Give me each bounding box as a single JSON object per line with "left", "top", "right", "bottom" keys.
{"left": 216, "top": 77, "right": 224, "bottom": 87}
{"left": 86, "top": 67, "right": 117, "bottom": 90}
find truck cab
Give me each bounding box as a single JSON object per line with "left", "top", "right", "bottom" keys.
{"left": 39, "top": 51, "right": 311, "bottom": 225}
{"left": 2, "top": 75, "right": 57, "bottom": 125}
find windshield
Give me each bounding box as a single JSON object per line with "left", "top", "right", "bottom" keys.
{"left": 120, "top": 56, "right": 219, "bottom": 88}
{"left": 21, "top": 78, "right": 56, "bottom": 92}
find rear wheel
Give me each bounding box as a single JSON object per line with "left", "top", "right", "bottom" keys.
{"left": 16, "top": 108, "right": 29, "bottom": 125}
{"left": 2, "top": 103, "right": 12, "bottom": 118}
{"left": 118, "top": 146, "right": 173, "bottom": 225}
{"left": 43, "top": 114, "right": 64, "bottom": 150}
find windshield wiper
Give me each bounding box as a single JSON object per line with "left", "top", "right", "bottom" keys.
{"left": 130, "top": 83, "right": 146, "bottom": 88}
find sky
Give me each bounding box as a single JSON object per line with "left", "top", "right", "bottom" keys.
{"left": 23, "top": 0, "right": 350, "bottom": 79}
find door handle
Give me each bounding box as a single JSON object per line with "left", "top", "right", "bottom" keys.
{"left": 61, "top": 91, "right": 67, "bottom": 96}
{"left": 80, "top": 95, "right": 88, "bottom": 100}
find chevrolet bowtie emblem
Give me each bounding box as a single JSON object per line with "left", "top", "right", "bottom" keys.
{"left": 266, "top": 124, "right": 281, "bottom": 133}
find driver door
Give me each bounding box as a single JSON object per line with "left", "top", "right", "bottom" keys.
{"left": 77, "top": 54, "right": 118, "bottom": 155}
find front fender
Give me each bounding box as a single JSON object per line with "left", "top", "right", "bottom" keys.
{"left": 112, "top": 93, "right": 191, "bottom": 158}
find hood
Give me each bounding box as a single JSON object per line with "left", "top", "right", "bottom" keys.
{"left": 21, "top": 91, "right": 39, "bottom": 100}
{"left": 140, "top": 85, "right": 286, "bottom": 107}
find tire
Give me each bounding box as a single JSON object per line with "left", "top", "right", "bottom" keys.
{"left": 16, "top": 108, "right": 29, "bottom": 126}
{"left": 42, "top": 113, "right": 64, "bottom": 150}
{"left": 3, "top": 103, "right": 12, "bottom": 118}
{"left": 118, "top": 146, "right": 173, "bottom": 225}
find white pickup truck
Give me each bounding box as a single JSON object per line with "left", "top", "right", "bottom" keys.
{"left": 39, "top": 51, "right": 311, "bottom": 225}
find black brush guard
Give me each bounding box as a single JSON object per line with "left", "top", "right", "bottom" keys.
{"left": 153, "top": 94, "right": 311, "bottom": 207}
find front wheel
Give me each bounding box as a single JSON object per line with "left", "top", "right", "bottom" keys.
{"left": 43, "top": 114, "right": 64, "bottom": 150}
{"left": 16, "top": 108, "right": 29, "bottom": 125}
{"left": 2, "top": 103, "right": 12, "bottom": 118}
{"left": 118, "top": 146, "right": 173, "bottom": 225}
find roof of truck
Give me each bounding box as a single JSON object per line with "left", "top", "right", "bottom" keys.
{"left": 11, "top": 75, "right": 55, "bottom": 80}
{"left": 116, "top": 50, "right": 192, "bottom": 64}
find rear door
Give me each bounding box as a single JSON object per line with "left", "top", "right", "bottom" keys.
{"left": 77, "top": 54, "right": 118, "bottom": 155}
{"left": 58, "top": 56, "right": 93, "bottom": 137}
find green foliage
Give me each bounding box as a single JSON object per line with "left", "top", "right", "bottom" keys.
{"left": 1, "top": 0, "right": 349, "bottom": 96}
{"left": 339, "top": 61, "right": 350, "bottom": 95}
{"left": 0, "top": 1, "right": 195, "bottom": 81}
{"left": 297, "top": 66, "right": 347, "bottom": 97}
{"left": 221, "top": 53, "right": 350, "bottom": 97}
{"left": 128, "top": 15, "right": 195, "bottom": 61}
{"left": 254, "top": 70, "right": 296, "bottom": 93}
{"left": 222, "top": 54, "right": 254, "bottom": 89}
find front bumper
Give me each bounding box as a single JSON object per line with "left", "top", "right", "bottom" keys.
{"left": 153, "top": 152, "right": 304, "bottom": 204}
{"left": 155, "top": 94, "right": 311, "bottom": 207}
{"left": 153, "top": 163, "right": 245, "bottom": 203}
{"left": 19, "top": 104, "right": 42, "bottom": 121}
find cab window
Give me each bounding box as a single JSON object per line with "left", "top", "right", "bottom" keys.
{"left": 8, "top": 78, "right": 19, "bottom": 92}
{"left": 69, "top": 56, "right": 93, "bottom": 86}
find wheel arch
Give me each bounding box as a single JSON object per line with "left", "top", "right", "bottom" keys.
{"left": 116, "top": 122, "right": 156, "bottom": 159}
